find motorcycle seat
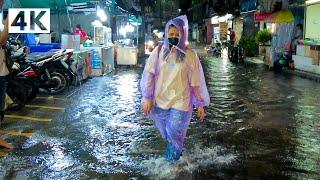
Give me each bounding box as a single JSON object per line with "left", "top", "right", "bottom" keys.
{"left": 11, "top": 50, "right": 26, "bottom": 60}
{"left": 25, "top": 52, "right": 56, "bottom": 62}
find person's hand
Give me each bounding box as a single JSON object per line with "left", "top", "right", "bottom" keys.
{"left": 197, "top": 107, "right": 206, "bottom": 121}
{"left": 142, "top": 99, "right": 153, "bottom": 115}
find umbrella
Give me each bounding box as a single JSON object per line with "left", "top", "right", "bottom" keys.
{"left": 266, "top": 10, "right": 295, "bottom": 23}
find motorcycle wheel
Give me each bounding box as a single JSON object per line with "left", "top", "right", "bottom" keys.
{"left": 47, "top": 71, "right": 68, "bottom": 94}
{"left": 28, "top": 85, "right": 39, "bottom": 101}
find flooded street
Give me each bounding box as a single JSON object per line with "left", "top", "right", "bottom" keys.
{"left": 0, "top": 55, "right": 320, "bottom": 179}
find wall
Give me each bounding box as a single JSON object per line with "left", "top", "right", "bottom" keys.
{"left": 204, "top": 18, "right": 213, "bottom": 44}
{"left": 242, "top": 12, "right": 260, "bottom": 37}
{"left": 234, "top": 18, "right": 244, "bottom": 43}
{"left": 305, "top": 3, "right": 320, "bottom": 40}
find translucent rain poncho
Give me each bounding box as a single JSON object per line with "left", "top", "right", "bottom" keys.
{"left": 140, "top": 15, "right": 210, "bottom": 161}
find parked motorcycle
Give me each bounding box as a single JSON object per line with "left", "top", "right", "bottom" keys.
{"left": 273, "top": 51, "right": 294, "bottom": 72}
{"left": 228, "top": 44, "right": 245, "bottom": 63}
{"left": 206, "top": 41, "right": 223, "bottom": 57}
{"left": 5, "top": 69, "right": 28, "bottom": 111}
{"left": 21, "top": 50, "right": 69, "bottom": 94}
{"left": 5, "top": 34, "right": 77, "bottom": 97}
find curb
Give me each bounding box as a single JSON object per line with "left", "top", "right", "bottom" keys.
{"left": 283, "top": 68, "right": 320, "bottom": 82}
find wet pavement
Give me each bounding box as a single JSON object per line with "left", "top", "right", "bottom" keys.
{"left": 0, "top": 54, "right": 320, "bottom": 179}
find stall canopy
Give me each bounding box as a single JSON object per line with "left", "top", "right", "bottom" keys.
{"left": 266, "top": 10, "right": 295, "bottom": 23}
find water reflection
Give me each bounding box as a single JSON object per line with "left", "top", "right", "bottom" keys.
{"left": 0, "top": 57, "right": 320, "bottom": 179}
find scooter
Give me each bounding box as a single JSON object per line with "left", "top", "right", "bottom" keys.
{"left": 273, "top": 51, "right": 294, "bottom": 72}
{"left": 206, "top": 41, "right": 223, "bottom": 57}
{"left": 5, "top": 70, "right": 28, "bottom": 111}
{"left": 228, "top": 44, "right": 245, "bottom": 63}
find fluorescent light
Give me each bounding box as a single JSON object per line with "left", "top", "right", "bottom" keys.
{"left": 97, "top": 7, "right": 107, "bottom": 22}
{"left": 91, "top": 20, "right": 103, "bottom": 27}
{"left": 306, "top": 0, "right": 320, "bottom": 4}
{"left": 119, "top": 27, "right": 126, "bottom": 37}
{"left": 125, "top": 24, "right": 135, "bottom": 32}
{"left": 218, "top": 17, "right": 226, "bottom": 22}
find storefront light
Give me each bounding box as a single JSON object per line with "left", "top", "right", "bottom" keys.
{"left": 271, "top": 23, "right": 276, "bottom": 34}
{"left": 97, "top": 7, "right": 107, "bottom": 22}
{"left": 211, "top": 17, "right": 219, "bottom": 24}
{"left": 119, "top": 27, "right": 126, "bottom": 37}
{"left": 306, "top": 0, "right": 320, "bottom": 5}
{"left": 225, "top": 14, "right": 233, "bottom": 20}
{"left": 92, "top": 20, "right": 103, "bottom": 27}
{"left": 218, "top": 17, "right": 226, "bottom": 22}
{"left": 125, "top": 24, "right": 135, "bottom": 32}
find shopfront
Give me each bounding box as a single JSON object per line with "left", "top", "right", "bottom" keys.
{"left": 293, "top": 0, "right": 320, "bottom": 74}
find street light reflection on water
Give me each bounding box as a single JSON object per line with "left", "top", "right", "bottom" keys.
{"left": 1, "top": 57, "right": 320, "bottom": 179}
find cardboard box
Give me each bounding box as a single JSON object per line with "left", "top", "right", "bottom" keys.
{"left": 311, "top": 45, "right": 320, "bottom": 51}
{"left": 310, "top": 50, "right": 320, "bottom": 65}
{"left": 305, "top": 46, "right": 312, "bottom": 57}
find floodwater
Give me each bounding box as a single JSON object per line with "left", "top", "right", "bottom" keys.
{"left": 0, "top": 55, "right": 319, "bottom": 179}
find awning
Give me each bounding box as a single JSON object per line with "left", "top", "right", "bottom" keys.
{"left": 265, "top": 9, "right": 294, "bottom": 23}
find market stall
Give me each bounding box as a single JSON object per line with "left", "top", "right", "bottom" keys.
{"left": 116, "top": 46, "right": 138, "bottom": 65}
{"left": 72, "top": 50, "right": 92, "bottom": 82}
{"left": 80, "top": 25, "right": 114, "bottom": 76}
{"left": 264, "top": 10, "right": 295, "bottom": 68}
{"left": 81, "top": 46, "right": 114, "bottom": 76}
{"left": 292, "top": 1, "right": 320, "bottom": 74}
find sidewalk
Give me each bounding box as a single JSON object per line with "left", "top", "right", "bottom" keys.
{"left": 283, "top": 68, "right": 320, "bottom": 82}
{"left": 244, "top": 56, "right": 320, "bottom": 82}
{"left": 245, "top": 56, "right": 264, "bottom": 64}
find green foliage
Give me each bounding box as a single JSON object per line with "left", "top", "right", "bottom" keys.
{"left": 255, "top": 29, "right": 272, "bottom": 45}
{"left": 239, "top": 36, "right": 259, "bottom": 57}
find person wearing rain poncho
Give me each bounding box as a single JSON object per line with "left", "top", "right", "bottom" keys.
{"left": 140, "top": 15, "right": 210, "bottom": 161}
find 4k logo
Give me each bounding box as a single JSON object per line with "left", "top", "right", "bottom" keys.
{"left": 9, "top": 8, "right": 50, "bottom": 33}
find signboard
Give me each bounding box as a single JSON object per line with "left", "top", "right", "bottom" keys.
{"left": 254, "top": 12, "right": 272, "bottom": 22}
{"left": 219, "top": 22, "right": 228, "bottom": 40}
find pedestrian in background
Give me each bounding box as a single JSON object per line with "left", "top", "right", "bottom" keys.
{"left": 228, "top": 28, "right": 236, "bottom": 45}
{"left": 140, "top": 15, "right": 210, "bottom": 162}
{"left": 291, "top": 24, "right": 303, "bottom": 53}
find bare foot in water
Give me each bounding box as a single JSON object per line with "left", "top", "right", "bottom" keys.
{"left": 0, "top": 138, "right": 14, "bottom": 149}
